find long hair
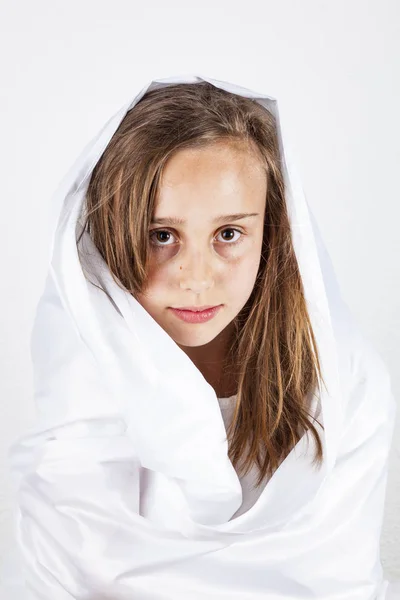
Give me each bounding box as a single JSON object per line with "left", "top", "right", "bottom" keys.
{"left": 78, "top": 81, "right": 325, "bottom": 487}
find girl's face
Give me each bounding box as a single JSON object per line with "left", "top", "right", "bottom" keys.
{"left": 136, "top": 141, "right": 267, "bottom": 350}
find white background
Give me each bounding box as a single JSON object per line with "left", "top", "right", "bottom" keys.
{"left": 0, "top": 0, "right": 399, "bottom": 581}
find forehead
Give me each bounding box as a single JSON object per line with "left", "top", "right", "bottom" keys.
{"left": 155, "top": 142, "right": 267, "bottom": 219}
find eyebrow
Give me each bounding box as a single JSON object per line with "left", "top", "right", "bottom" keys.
{"left": 150, "top": 212, "right": 260, "bottom": 225}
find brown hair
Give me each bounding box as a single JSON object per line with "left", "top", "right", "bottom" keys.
{"left": 78, "top": 81, "right": 325, "bottom": 487}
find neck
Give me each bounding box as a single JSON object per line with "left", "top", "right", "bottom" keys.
{"left": 177, "top": 323, "right": 238, "bottom": 398}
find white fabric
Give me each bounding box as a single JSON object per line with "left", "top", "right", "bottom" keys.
{"left": 217, "top": 394, "right": 270, "bottom": 520}
{"left": 1, "top": 73, "right": 398, "bottom": 599}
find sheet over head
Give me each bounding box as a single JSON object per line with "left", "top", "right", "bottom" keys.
{"left": 1, "top": 73, "right": 397, "bottom": 600}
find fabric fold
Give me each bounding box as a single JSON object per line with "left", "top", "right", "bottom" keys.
{"left": 1, "top": 73, "right": 397, "bottom": 599}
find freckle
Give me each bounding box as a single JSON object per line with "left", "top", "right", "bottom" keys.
{"left": 180, "top": 265, "right": 182, "bottom": 270}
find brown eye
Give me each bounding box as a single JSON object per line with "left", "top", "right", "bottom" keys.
{"left": 149, "top": 230, "right": 176, "bottom": 247}
{"left": 149, "top": 227, "right": 245, "bottom": 250}
{"left": 216, "top": 228, "right": 243, "bottom": 245}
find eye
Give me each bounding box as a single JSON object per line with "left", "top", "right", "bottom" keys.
{"left": 149, "top": 227, "right": 245, "bottom": 249}
{"left": 216, "top": 227, "right": 244, "bottom": 245}
{"left": 149, "top": 229, "right": 177, "bottom": 247}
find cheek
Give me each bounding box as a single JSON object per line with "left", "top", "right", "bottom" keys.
{"left": 139, "top": 262, "right": 172, "bottom": 301}
{"left": 227, "top": 255, "right": 261, "bottom": 299}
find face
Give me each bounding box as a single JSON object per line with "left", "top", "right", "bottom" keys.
{"left": 135, "top": 141, "right": 267, "bottom": 357}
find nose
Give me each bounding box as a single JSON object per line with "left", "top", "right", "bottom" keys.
{"left": 179, "top": 247, "right": 214, "bottom": 294}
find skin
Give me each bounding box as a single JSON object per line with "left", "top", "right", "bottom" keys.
{"left": 135, "top": 140, "right": 267, "bottom": 397}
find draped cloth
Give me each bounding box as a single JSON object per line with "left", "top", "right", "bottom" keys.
{"left": 1, "top": 74, "right": 398, "bottom": 599}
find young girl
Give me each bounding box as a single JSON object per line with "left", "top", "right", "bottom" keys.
{"left": 1, "top": 74, "right": 398, "bottom": 599}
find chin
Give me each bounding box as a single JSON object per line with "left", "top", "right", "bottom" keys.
{"left": 167, "top": 326, "right": 220, "bottom": 348}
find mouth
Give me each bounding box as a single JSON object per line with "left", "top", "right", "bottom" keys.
{"left": 171, "top": 305, "right": 220, "bottom": 312}
{"left": 168, "top": 305, "right": 223, "bottom": 324}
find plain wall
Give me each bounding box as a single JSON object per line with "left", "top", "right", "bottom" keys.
{"left": 0, "top": 0, "right": 399, "bottom": 581}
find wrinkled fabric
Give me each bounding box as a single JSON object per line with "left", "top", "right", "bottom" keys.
{"left": 0, "top": 74, "right": 398, "bottom": 599}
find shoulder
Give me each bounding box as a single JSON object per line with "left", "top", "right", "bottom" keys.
{"left": 329, "top": 296, "right": 396, "bottom": 446}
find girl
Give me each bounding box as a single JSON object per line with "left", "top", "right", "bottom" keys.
{"left": 1, "top": 74, "right": 398, "bottom": 599}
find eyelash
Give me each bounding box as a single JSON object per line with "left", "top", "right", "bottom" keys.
{"left": 149, "top": 227, "right": 245, "bottom": 249}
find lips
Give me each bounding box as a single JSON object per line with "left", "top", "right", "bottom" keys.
{"left": 172, "top": 305, "right": 220, "bottom": 312}
{"left": 168, "top": 305, "right": 223, "bottom": 323}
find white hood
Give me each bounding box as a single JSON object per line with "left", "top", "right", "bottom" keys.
{"left": 1, "top": 73, "right": 398, "bottom": 599}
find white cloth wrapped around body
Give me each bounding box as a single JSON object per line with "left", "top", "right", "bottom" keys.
{"left": 0, "top": 74, "right": 398, "bottom": 599}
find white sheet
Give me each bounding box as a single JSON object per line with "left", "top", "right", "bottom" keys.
{"left": 1, "top": 73, "right": 398, "bottom": 599}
